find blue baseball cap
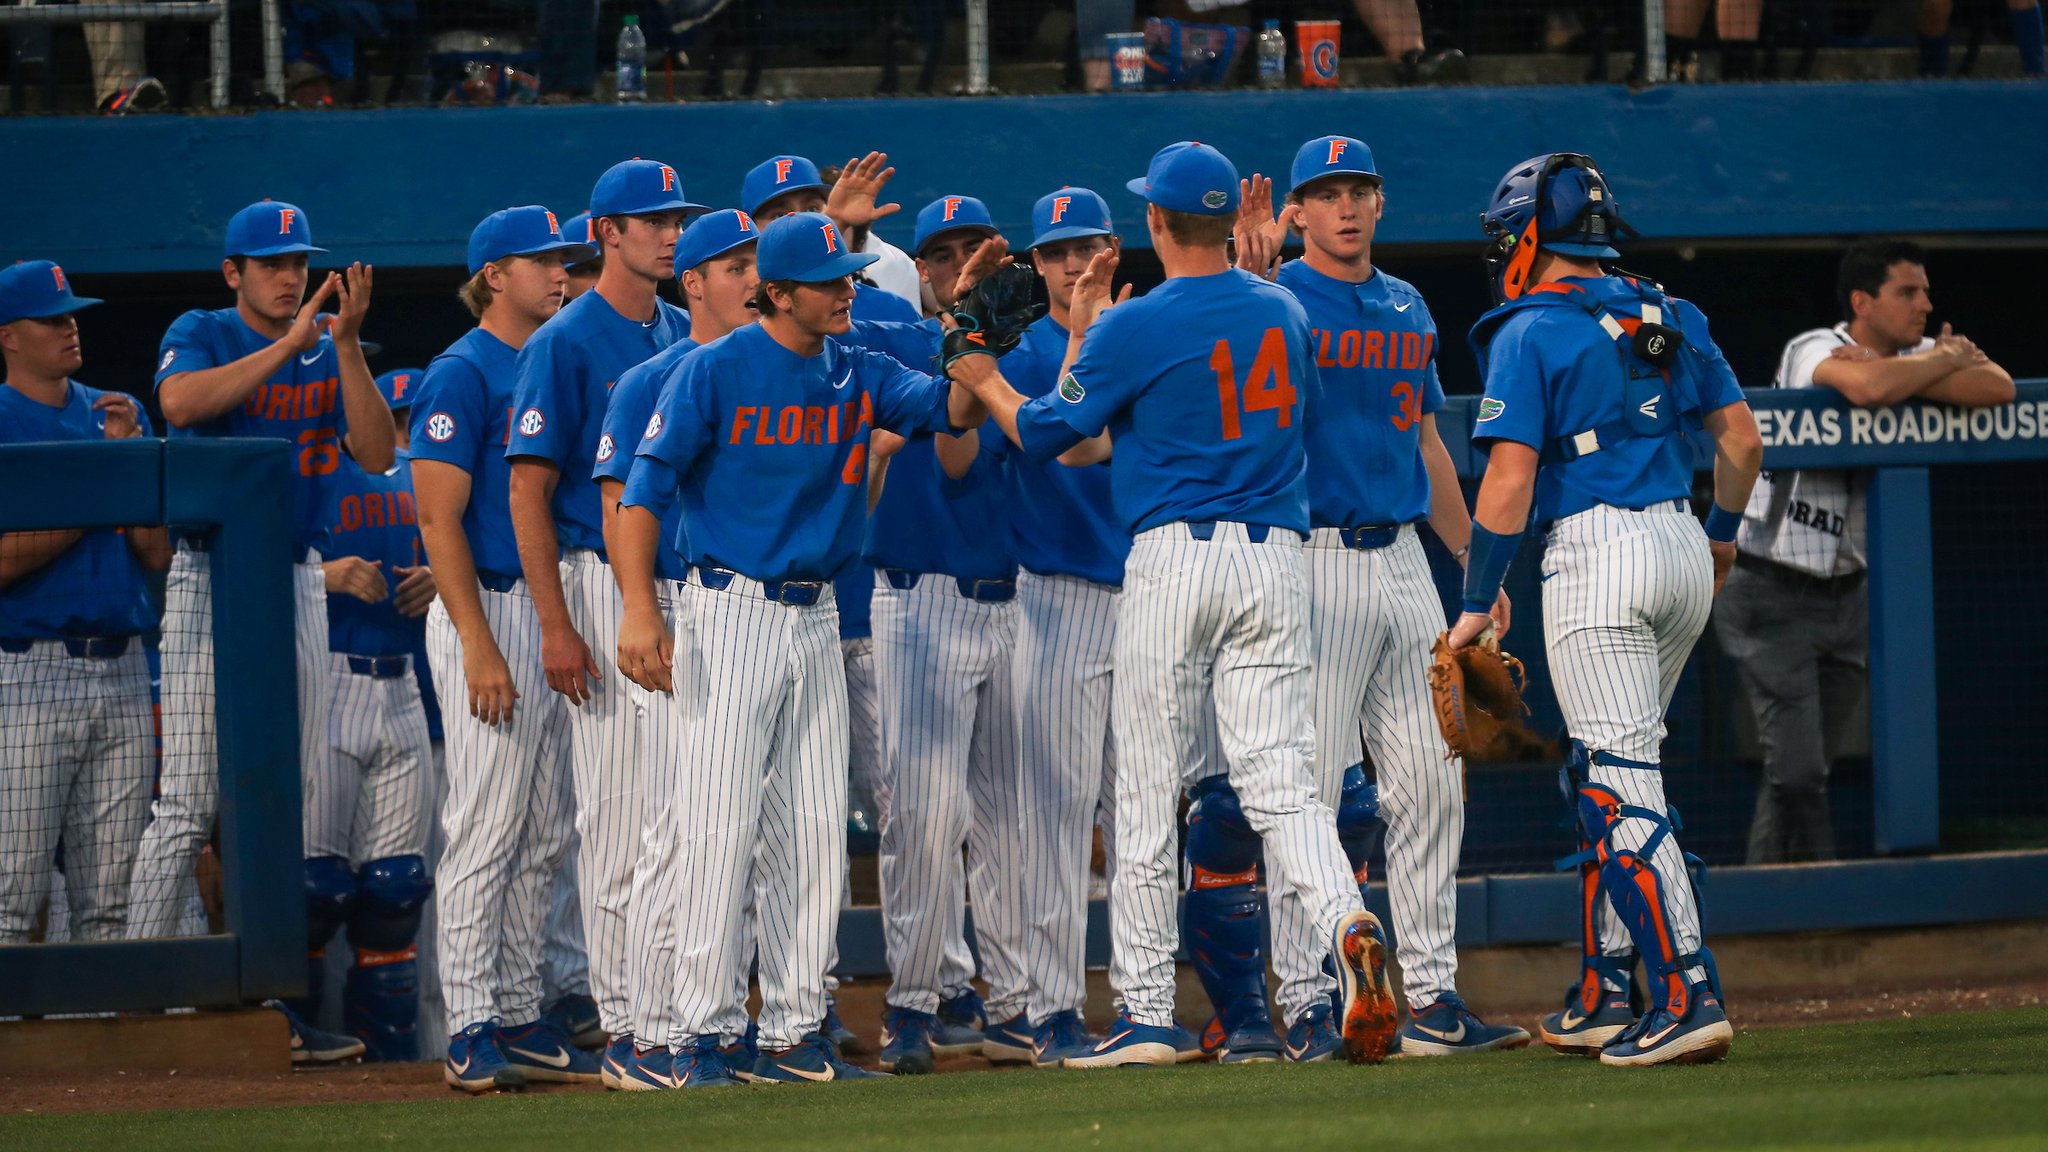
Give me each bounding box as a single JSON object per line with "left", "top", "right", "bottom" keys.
{"left": 559, "top": 212, "right": 601, "bottom": 267}
{"left": 1126, "top": 142, "right": 1240, "bottom": 216}
{"left": 1289, "top": 135, "right": 1382, "bottom": 197}
{"left": 224, "top": 200, "right": 328, "bottom": 258}
{"left": 742, "top": 155, "right": 831, "bottom": 217}
{"left": 467, "top": 206, "right": 599, "bottom": 276}
{"left": 913, "top": 195, "right": 999, "bottom": 256}
{"left": 376, "top": 367, "right": 426, "bottom": 411}
{"left": 0, "top": 261, "right": 102, "bottom": 325}
{"left": 756, "top": 212, "right": 878, "bottom": 283}
{"left": 1029, "top": 188, "right": 1115, "bottom": 249}
{"left": 674, "top": 209, "right": 762, "bottom": 274}
{"left": 589, "top": 158, "right": 709, "bottom": 218}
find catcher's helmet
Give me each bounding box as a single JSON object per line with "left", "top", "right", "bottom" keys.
{"left": 1480, "top": 153, "right": 1637, "bottom": 302}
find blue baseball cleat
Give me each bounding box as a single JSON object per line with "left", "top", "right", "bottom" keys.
{"left": 1170, "top": 1021, "right": 1210, "bottom": 1064}
{"left": 599, "top": 1033, "right": 636, "bottom": 1089}
{"left": 541, "top": 993, "right": 606, "bottom": 1050}
{"left": 1598, "top": 982, "right": 1733, "bottom": 1067}
{"left": 1215, "top": 1016, "right": 1283, "bottom": 1064}
{"left": 673, "top": 1038, "right": 744, "bottom": 1088}
{"left": 267, "top": 999, "right": 365, "bottom": 1067}
{"left": 879, "top": 1006, "right": 937, "bottom": 1074}
{"left": 1333, "top": 910, "right": 1400, "bottom": 1064}
{"left": 984, "top": 1013, "right": 1036, "bottom": 1064}
{"left": 754, "top": 1033, "right": 893, "bottom": 1082}
{"left": 1539, "top": 983, "right": 1639, "bottom": 1056}
{"left": 1396, "top": 995, "right": 1533, "bottom": 1056}
{"left": 1032, "top": 1010, "right": 1094, "bottom": 1068}
{"left": 500, "top": 1019, "right": 604, "bottom": 1083}
{"left": 1284, "top": 1003, "right": 1343, "bottom": 1063}
{"left": 613, "top": 1043, "right": 676, "bottom": 1090}
{"left": 1061, "top": 1012, "right": 1182, "bottom": 1069}
{"left": 444, "top": 1020, "right": 526, "bottom": 1093}
{"left": 933, "top": 989, "right": 988, "bottom": 1055}
{"left": 823, "top": 996, "right": 861, "bottom": 1054}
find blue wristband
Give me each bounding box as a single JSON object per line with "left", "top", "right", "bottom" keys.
{"left": 1703, "top": 504, "right": 1741, "bottom": 543}
{"left": 1461, "top": 524, "right": 1521, "bottom": 615}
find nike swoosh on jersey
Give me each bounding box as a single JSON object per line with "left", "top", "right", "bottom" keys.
{"left": 1394, "top": 302, "right": 1412, "bottom": 312}
{"left": 1412, "top": 1018, "right": 1466, "bottom": 1044}
{"left": 783, "top": 1063, "right": 838, "bottom": 1081}
{"left": 299, "top": 351, "right": 323, "bottom": 366}
{"left": 833, "top": 368, "right": 854, "bottom": 390}
{"left": 507, "top": 1044, "right": 572, "bottom": 1068}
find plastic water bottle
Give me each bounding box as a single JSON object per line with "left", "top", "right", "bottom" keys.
{"left": 616, "top": 15, "right": 646, "bottom": 103}
{"left": 1257, "top": 20, "right": 1286, "bottom": 88}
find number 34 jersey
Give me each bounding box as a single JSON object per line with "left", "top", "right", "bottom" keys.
{"left": 1015, "top": 268, "right": 1323, "bottom": 537}
{"left": 156, "top": 306, "right": 352, "bottom": 556}
{"left": 1274, "top": 260, "right": 1445, "bottom": 530}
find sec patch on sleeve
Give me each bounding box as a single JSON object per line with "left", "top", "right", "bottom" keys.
{"left": 1057, "top": 374, "right": 1085, "bottom": 403}
{"left": 425, "top": 412, "right": 457, "bottom": 443}
{"left": 518, "top": 407, "right": 547, "bottom": 437}
{"left": 596, "top": 433, "right": 616, "bottom": 463}
{"left": 1477, "top": 398, "right": 1506, "bottom": 422}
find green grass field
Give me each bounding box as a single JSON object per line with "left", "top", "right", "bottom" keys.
{"left": 9, "top": 1008, "right": 2048, "bottom": 1152}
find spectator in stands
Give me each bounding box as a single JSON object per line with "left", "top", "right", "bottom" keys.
{"left": 1920, "top": 0, "right": 2046, "bottom": 77}
{"left": 1155, "top": 0, "right": 1467, "bottom": 83}
{"left": 282, "top": 1, "right": 417, "bottom": 107}
{"left": 81, "top": 0, "right": 167, "bottom": 112}
{"left": 1716, "top": 241, "right": 2014, "bottom": 864}
{"left": 1663, "top": 0, "right": 1760, "bottom": 79}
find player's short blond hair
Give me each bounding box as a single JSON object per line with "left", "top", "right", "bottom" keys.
{"left": 1156, "top": 207, "right": 1233, "bottom": 249}
{"left": 458, "top": 269, "right": 495, "bottom": 320}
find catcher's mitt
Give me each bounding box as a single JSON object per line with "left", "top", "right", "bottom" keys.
{"left": 1427, "top": 631, "right": 1551, "bottom": 767}
{"left": 942, "top": 262, "right": 1043, "bottom": 369}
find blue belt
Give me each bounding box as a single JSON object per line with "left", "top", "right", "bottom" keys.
{"left": 1184, "top": 521, "right": 1300, "bottom": 545}
{"left": 345, "top": 654, "right": 410, "bottom": 679}
{"left": 1620, "top": 498, "right": 1689, "bottom": 513}
{"left": 476, "top": 570, "right": 521, "bottom": 594}
{"left": 1336, "top": 524, "right": 1402, "bottom": 550}
{"left": 694, "top": 566, "right": 825, "bottom": 606}
{"left": 882, "top": 569, "right": 1017, "bottom": 603}
{"left": 0, "top": 635, "right": 135, "bottom": 658}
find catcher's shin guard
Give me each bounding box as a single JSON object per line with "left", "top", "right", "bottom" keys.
{"left": 343, "top": 856, "right": 432, "bottom": 1061}
{"left": 1559, "top": 744, "right": 1716, "bottom": 1021}
{"left": 297, "top": 856, "right": 358, "bottom": 1020}
{"left": 1336, "top": 764, "right": 1384, "bottom": 899}
{"left": 1183, "top": 776, "right": 1275, "bottom": 1038}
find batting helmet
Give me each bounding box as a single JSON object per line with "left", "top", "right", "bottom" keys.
{"left": 1479, "top": 153, "right": 1636, "bottom": 303}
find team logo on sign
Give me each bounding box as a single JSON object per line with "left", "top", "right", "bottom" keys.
{"left": 1057, "top": 374, "right": 1085, "bottom": 403}
{"left": 1311, "top": 40, "right": 1339, "bottom": 78}
{"left": 644, "top": 412, "right": 664, "bottom": 440}
{"left": 518, "top": 407, "right": 546, "bottom": 437}
{"left": 596, "top": 433, "right": 615, "bottom": 463}
{"left": 1477, "top": 398, "right": 1505, "bottom": 422}
{"left": 1202, "top": 190, "right": 1228, "bottom": 209}
{"left": 425, "top": 412, "right": 457, "bottom": 442}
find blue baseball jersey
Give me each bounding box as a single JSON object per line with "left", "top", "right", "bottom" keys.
{"left": 1275, "top": 260, "right": 1446, "bottom": 528}
{"left": 506, "top": 289, "right": 688, "bottom": 554}
{"left": 0, "top": 382, "right": 158, "bottom": 640}
{"left": 407, "top": 328, "right": 524, "bottom": 580}
{"left": 996, "top": 313, "right": 1128, "bottom": 586}
{"left": 1014, "top": 270, "right": 1322, "bottom": 537}
{"left": 324, "top": 448, "right": 425, "bottom": 659}
{"left": 852, "top": 281, "right": 923, "bottom": 325}
{"left": 621, "top": 323, "right": 963, "bottom": 584}
{"left": 155, "top": 307, "right": 351, "bottom": 555}
{"left": 863, "top": 435, "right": 1016, "bottom": 581}
{"left": 596, "top": 337, "right": 698, "bottom": 583}
{"left": 834, "top": 562, "right": 874, "bottom": 640}
{"left": 1471, "top": 275, "right": 1745, "bottom": 523}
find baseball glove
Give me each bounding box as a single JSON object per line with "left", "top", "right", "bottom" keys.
{"left": 1427, "top": 631, "right": 1551, "bottom": 767}
{"left": 942, "top": 262, "right": 1043, "bottom": 369}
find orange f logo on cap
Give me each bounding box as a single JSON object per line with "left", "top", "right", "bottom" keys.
{"left": 661, "top": 165, "right": 677, "bottom": 191}
{"left": 51, "top": 265, "right": 68, "bottom": 292}
{"left": 736, "top": 210, "right": 756, "bottom": 232}
{"left": 775, "top": 159, "right": 795, "bottom": 184}
{"left": 278, "top": 207, "right": 298, "bottom": 234}
{"left": 545, "top": 210, "right": 561, "bottom": 236}
{"left": 821, "top": 221, "right": 842, "bottom": 253}
{"left": 1051, "top": 196, "right": 1072, "bottom": 223}
{"left": 942, "top": 196, "right": 963, "bottom": 222}
{"left": 1326, "top": 139, "right": 1348, "bottom": 165}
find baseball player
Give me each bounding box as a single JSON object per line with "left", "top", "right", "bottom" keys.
{"left": 595, "top": 207, "right": 761, "bottom": 1090}
{"left": 996, "top": 187, "right": 1135, "bottom": 1067}
{"left": 865, "top": 194, "right": 1034, "bottom": 1075}
{"left": 1456, "top": 152, "right": 1762, "bottom": 1067}
{"left": 1208, "top": 136, "right": 1526, "bottom": 1061}
{"left": 506, "top": 158, "right": 696, "bottom": 1086}
{"left": 0, "top": 262, "right": 167, "bottom": 946}
{"left": 614, "top": 211, "right": 987, "bottom": 1085}
{"left": 561, "top": 212, "right": 603, "bottom": 302}
{"left": 743, "top": 152, "right": 923, "bottom": 314}
{"left": 949, "top": 142, "right": 1399, "bottom": 1068}
{"left": 135, "top": 200, "right": 393, "bottom": 1065}
{"left": 411, "top": 205, "right": 598, "bottom": 1092}
{"left": 307, "top": 366, "right": 439, "bottom": 1061}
